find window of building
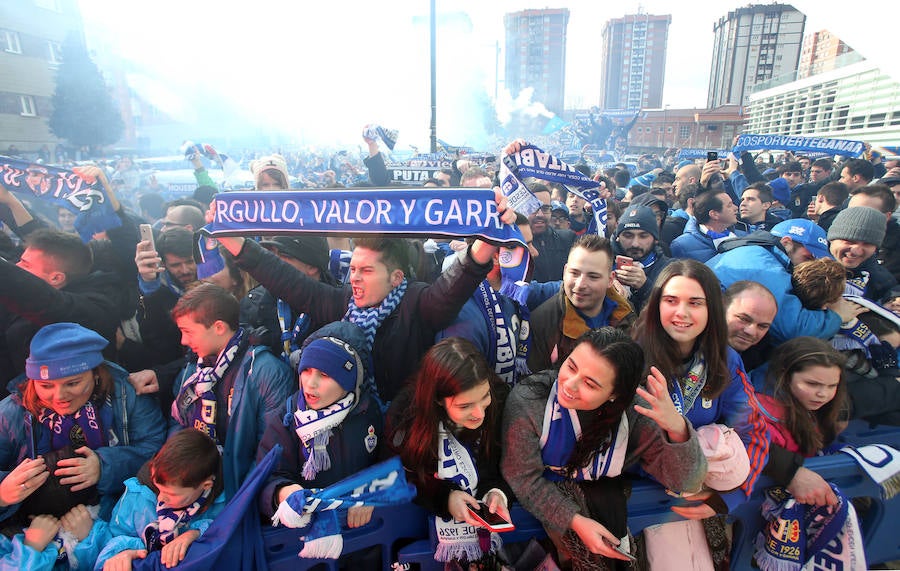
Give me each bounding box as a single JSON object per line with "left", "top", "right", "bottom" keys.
{"left": 2, "top": 30, "right": 22, "bottom": 54}
{"left": 19, "top": 95, "right": 36, "bottom": 116}
{"left": 667, "top": 126, "right": 673, "bottom": 133}
{"left": 48, "top": 41, "right": 62, "bottom": 64}
{"left": 679, "top": 125, "right": 690, "bottom": 138}
{"left": 869, "top": 113, "right": 886, "bottom": 128}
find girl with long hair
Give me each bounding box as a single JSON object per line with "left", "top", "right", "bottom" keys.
{"left": 632, "top": 260, "right": 768, "bottom": 570}
{"left": 632, "top": 259, "right": 768, "bottom": 514}
{"left": 501, "top": 327, "right": 706, "bottom": 569}
{"left": 387, "top": 337, "right": 512, "bottom": 568}
{"left": 757, "top": 337, "right": 848, "bottom": 506}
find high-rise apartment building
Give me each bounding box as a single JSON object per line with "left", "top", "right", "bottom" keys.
{"left": 503, "top": 8, "right": 570, "bottom": 115}
{"left": 707, "top": 3, "right": 805, "bottom": 108}
{"left": 599, "top": 13, "right": 671, "bottom": 111}
{"left": 798, "top": 30, "right": 854, "bottom": 79}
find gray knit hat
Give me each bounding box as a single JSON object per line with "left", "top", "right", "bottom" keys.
{"left": 827, "top": 206, "right": 886, "bottom": 247}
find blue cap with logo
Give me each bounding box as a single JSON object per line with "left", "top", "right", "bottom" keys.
{"left": 770, "top": 219, "right": 830, "bottom": 259}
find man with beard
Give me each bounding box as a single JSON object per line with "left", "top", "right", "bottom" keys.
{"left": 528, "top": 183, "right": 576, "bottom": 282}
{"left": 612, "top": 205, "right": 672, "bottom": 313}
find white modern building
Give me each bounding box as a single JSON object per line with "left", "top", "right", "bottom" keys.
{"left": 745, "top": 53, "right": 900, "bottom": 149}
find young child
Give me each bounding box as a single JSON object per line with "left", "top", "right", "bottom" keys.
{"left": 388, "top": 337, "right": 513, "bottom": 568}
{"left": 754, "top": 338, "right": 866, "bottom": 570}
{"left": 258, "top": 321, "right": 383, "bottom": 525}
{"left": 88, "top": 429, "right": 225, "bottom": 570}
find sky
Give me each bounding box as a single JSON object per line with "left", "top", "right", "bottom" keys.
{"left": 76, "top": 0, "right": 884, "bottom": 152}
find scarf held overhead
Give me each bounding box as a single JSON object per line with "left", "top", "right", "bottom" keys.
{"left": 500, "top": 144, "right": 608, "bottom": 237}
{"left": 0, "top": 156, "right": 121, "bottom": 242}
{"left": 205, "top": 188, "right": 525, "bottom": 247}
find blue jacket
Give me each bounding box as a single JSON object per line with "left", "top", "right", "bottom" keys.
{"left": 86, "top": 476, "right": 225, "bottom": 571}
{"left": 707, "top": 244, "right": 842, "bottom": 343}
{"left": 170, "top": 344, "right": 294, "bottom": 499}
{"left": 670, "top": 217, "right": 747, "bottom": 263}
{"left": 0, "top": 362, "right": 165, "bottom": 523}
{"left": 0, "top": 534, "right": 57, "bottom": 571}
{"left": 679, "top": 348, "right": 769, "bottom": 511}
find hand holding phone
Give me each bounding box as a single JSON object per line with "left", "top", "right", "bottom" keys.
{"left": 615, "top": 255, "right": 633, "bottom": 268}
{"left": 603, "top": 536, "right": 636, "bottom": 561}
{"left": 466, "top": 502, "right": 515, "bottom": 532}
{"left": 139, "top": 224, "right": 156, "bottom": 253}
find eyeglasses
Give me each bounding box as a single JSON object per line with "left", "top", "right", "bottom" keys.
{"left": 537, "top": 205, "right": 552, "bottom": 213}
{"left": 161, "top": 220, "right": 189, "bottom": 229}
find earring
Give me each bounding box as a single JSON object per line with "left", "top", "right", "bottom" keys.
{"left": 609, "top": 397, "right": 615, "bottom": 403}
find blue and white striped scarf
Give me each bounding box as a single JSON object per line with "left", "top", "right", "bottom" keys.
{"left": 342, "top": 278, "right": 408, "bottom": 350}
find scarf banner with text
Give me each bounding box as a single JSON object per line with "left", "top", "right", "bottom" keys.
{"left": 733, "top": 134, "right": 865, "bottom": 158}
{"left": 501, "top": 143, "right": 608, "bottom": 236}
{"left": 207, "top": 188, "right": 526, "bottom": 246}
{"left": 0, "top": 156, "right": 121, "bottom": 242}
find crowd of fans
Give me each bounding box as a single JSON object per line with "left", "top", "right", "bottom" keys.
{"left": 0, "top": 130, "right": 898, "bottom": 570}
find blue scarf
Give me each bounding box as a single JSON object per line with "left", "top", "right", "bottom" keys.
{"left": 0, "top": 156, "right": 121, "bottom": 241}
{"left": 501, "top": 144, "right": 608, "bottom": 237}
{"left": 292, "top": 391, "right": 356, "bottom": 480}
{"left": 733, "top": 134, "right": 865, "bottom": 158}
{"left": 539, "top": 381, "right": 629, "bottom": 481}
{"left": 171, "top": 329, "right": 245, "bottom": 443}
{"left": 755, "top": 485, "right": 865, "bottom": 570}
{"left": 472, "top": 281, "right": 530, "bottom": 385}
{"left": 205, "top": 189, "right": 526, "bottom": 247}
{"left": 37, "top": 399, "right": 108, "bottom": 452}
{"left": 271, "top": 456, "right": 416, "bottom": 559}
{"left": 143, "top": 487, "right": 213, "bottom": 552}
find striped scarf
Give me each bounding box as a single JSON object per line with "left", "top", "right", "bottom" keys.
{"left": 343, "top": 278, "right": 408, "bottom": 349}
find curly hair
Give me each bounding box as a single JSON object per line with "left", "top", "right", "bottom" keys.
{"left": 791, "top": 258, "right": 847, "bottom": 309}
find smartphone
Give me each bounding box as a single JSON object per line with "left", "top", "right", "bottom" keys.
{"left": 603, "top": 537, "right": 636, "bottom": 561}
{"left": 707, "top": 151, "right": 719, "bottom": 162}
{"left": 466, "top": 502, "right": 515, "bottom": 532}
{"left": 615, "top": 255, "right": 633, "bottom": 268}
{"left": 139, "top": 224, "right": 156, "bottom": 252}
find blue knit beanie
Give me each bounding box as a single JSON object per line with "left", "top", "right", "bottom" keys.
{"left": 26, "top": 323, "right": 107, "bottom": 380}
{"left": 298, "top": 337, "right": 360, "bottom": 393}
{"left": 768, "top": 177, "right": 791, "bottom": 205}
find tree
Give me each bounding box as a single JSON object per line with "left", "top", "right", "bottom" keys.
{"left": 49, "top": 33, "right": 124, "bottom": 152}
